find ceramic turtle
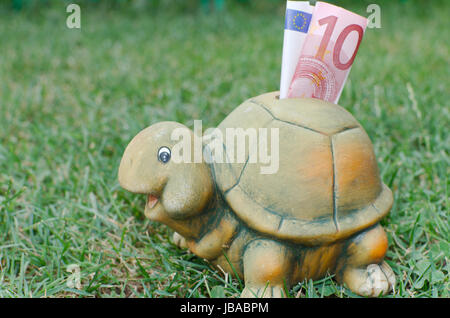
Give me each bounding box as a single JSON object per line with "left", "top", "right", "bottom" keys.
{"left": 118, "top": 91, "right": 395, "bottom": 297}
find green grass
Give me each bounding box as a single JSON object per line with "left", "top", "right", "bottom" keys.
{"left": 0, "top": 1, "right": 448, "bottom": 297}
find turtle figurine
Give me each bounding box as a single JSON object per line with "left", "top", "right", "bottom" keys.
{"left": 118, "top": 91, "right": 395, "bottom": 297}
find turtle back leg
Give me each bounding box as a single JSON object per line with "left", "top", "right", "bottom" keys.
{"left": 240, "top": 239, "right": 293, "bottom": 298}
{"left": 336, "top": 223, "right": 395, "bottom": 297}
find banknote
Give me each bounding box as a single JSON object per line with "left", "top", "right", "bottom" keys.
{"left": 287, "top": 2, "right": 367, "bottom": 103}
{"left": 279, "top": 1, "right": 314, "bottom": 99}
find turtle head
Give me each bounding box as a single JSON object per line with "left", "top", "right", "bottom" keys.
{"left": 118, "top": 122, "right": 213, "bottom": 236}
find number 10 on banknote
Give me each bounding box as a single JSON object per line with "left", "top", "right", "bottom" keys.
{"left": 283, "top": 1, "right": 368, "bottom": 104}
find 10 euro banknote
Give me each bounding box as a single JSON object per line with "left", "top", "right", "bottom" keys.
{"left": 280, "top": 1, "right": 368, "bottom": 104}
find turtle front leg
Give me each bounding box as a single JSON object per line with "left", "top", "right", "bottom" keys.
{"left": 336, "top": 224, "right": 395, "bottom": 297}
{"left": 172, "top": 231, "right": 188, "bottom": 249}
{"left": 241, "top": 239, "right": 293, "bottom": 298}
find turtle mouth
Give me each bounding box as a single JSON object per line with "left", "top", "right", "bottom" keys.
{"left": 144, "top": 193, "right": 161, "bottom": 220}
{"left": 147, "top": 194, "right": 159, "bottom": 209}
{"left": 145, "top": 193, "right": 159, "bottom": 214}
{"left": 145, "top": 191, "right": 168, "bottom": 221}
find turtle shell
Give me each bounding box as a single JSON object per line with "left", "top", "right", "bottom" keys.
{"left": 207, "top": 91, "right": 393, "bottom": 245}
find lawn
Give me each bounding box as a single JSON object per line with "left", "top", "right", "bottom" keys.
{"left": 0, "top": 0, "right": 448, "bottom": 297}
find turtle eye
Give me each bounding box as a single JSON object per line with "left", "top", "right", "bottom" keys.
{"left": 158, "top": 146, "right": 171, "bottom": 163}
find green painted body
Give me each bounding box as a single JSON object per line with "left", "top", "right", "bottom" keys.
{"left": 172, "top": 183, "right": 388, "bottom": 295}
{"left": 118, "top": 92, "right": 396, "bottom": 297}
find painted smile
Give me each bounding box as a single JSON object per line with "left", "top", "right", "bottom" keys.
{"left": 147, "top": 194, "right": 159, "bottom": 209}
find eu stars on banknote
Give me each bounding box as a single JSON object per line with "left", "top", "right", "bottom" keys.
{"left": 284, "top": 8, "right": 312, "bottom": 33}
